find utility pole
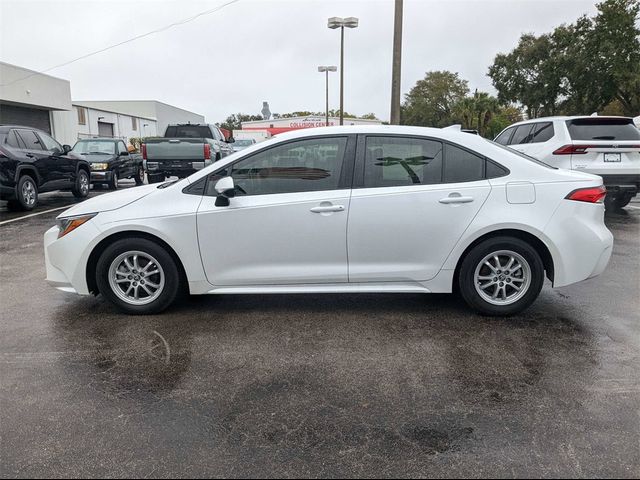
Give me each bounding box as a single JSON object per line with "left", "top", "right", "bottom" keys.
{"left": 390, "top": 0, "right": 403, "bottom": 125}
{"left": 318, "top": 66, "right": 337, "bottom": 126}
{"left": 328, "top": 17, "right": 359, "bottom": 126}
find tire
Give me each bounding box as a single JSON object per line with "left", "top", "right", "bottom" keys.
{"left": 458, "top": 236, "right": 545, "bottom": 316}
{"left": 148, "top": 173, "right": 165, "bottom": 184}
{"left": 72, "top": 169, "right": 90, "bottom": 198}
{"left": 15, "top": 174, "right": 38, "bottom": 210}
{"left": 95, "top": 237, "right": 182, "bottom": 314}
{"left": 108, "top": 171, "right": 119, "bottom": 190}
{"left": 605, "top": 192, "right": 634, "bottom": 210}
{"left": 134, "top": 164, "right": 145, "bottom": 186}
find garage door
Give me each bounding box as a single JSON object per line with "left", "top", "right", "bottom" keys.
{"left": 0, "top": 103, "right": 51, "bottom": 134}
{"left": 98, "top": 121, "right": 114, "bottom": 137}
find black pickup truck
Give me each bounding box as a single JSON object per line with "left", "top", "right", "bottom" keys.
{"left": 143, "top": 124, "right": 234, "bottom": 183}
{"left": 72, "top": 138, "right": 144, "bottom": 190}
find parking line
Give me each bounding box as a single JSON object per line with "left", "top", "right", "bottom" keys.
{"left": 626, "top": 205, "right": 640, "bottom": 210}
{"left": 0, "top": 206, "right": 70, "bottom": 226}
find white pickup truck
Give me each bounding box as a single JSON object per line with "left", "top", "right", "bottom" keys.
{"left": 143, "top": 124, "right": 234, "bottom": 183}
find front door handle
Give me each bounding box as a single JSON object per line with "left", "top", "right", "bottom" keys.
{"left": 439, "top": 194, "right": 474, "bottom": 204}
{"left": 310, "top": 204, "right": 345, "bottom": 213}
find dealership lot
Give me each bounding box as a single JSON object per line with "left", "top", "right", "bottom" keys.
{"left": 0, "top": 189, "right": 639, "bottom": 477}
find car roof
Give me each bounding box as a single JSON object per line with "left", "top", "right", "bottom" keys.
{"left": 507, "top": 115, "right": 633, "bottom": 128}
{"left": 75, "top": 137, "right": 120, "bottom": 141}
{"left": 0, "top": 124, "right": 48, "bottom": 134}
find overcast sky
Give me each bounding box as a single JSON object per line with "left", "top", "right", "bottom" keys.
{"left": 1, "top": 0, "right": 599, "bottom": 123}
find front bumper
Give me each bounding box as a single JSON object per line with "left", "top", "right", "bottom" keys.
{"left": 44, "top": 222, "right": 100, "bottom": 295}
{"left": 90, "top": 170, "right": 114, "bottom": 183}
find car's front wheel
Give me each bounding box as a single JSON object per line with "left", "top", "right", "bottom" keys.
{"left": 72, "top": 169, "right": 90, "bottom": 198}
{"left": 95, "top": 238, "right": 182, "bottom": 314}
{"left": 458, "top": 237, "right": 544, "bottom": 316}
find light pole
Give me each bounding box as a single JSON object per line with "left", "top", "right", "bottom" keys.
{"left": 390, "top": 0, "right": 403, "bottom": 125}
{"left": 318, "top": 66, "right": 337, "bottom": 126}
{"left": 328, "top": 16, "right": 359, "bottom": 126}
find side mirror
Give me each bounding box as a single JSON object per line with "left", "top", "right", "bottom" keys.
{"left": 214, "top": 176, "right": 236, "bottom": 207}
{"left": 63, "top": 144, "right": 72, "bottom": 154}
{"left": 226, "top": 137, "right": 235, "bottom": 143}
{"left": 118, "top": 151, "right": 129, "bottom": 156}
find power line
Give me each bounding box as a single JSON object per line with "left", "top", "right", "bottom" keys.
{"left": 0, "top": 0, "right": 241, "bottom": 88}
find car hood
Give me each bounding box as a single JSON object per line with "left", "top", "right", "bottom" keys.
{"left": 82, "top": 153, "right": 116, "bottom": 163}
{"left": 57, "top": 184, "right": 160, "bottom": 218}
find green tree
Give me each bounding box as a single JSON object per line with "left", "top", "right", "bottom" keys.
{"left": 488, "top": 0, "right": 640, "bottom": 117}
{"left": 453, "top": 91, "right": 501, "bottom": 137}
{"left": 401, "top": 71, "right": 469, "bottom": 127}
{"left": 217, "top": 113, "right": 263, "bottom": 131}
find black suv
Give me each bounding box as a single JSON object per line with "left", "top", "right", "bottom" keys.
{"left": 0, "top": 125, "right": 90, "bottom": 210}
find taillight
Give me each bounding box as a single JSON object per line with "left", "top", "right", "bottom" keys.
{"left": 553, "top": 144, "right": 596, "bottom": 155}
{"left": 204, "top": 143, "right": 211, "bottom": 160}
{"left": 565, "top": 185, "right": 607, "bottom": 203}
{"left": 141, "top": 143, "right": 147, "bottom": 160}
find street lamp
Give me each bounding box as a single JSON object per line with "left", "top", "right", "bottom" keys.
{"left": 318, "top": 66, "right": 337, "bottom": 127}
{"left": 328, "top": 16, "right": 359, "bottom": 126}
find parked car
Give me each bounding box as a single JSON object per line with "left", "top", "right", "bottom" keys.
{"left": 143, "top": 124, "right": 233, "bottom": 183}
{"left": 494, "top": 116, "right": 640, "bottom": 209}
{"left": 0, "top": 125, "right": 90, "bottom": 210}
{"left": 72, "top": 138, "right": 145, "bottom": 190}
{"left": 231, "top": 138, "right": 256, "bottom": 152}
{"left": 44, "top": 125, "right": 613, "bottom": 316}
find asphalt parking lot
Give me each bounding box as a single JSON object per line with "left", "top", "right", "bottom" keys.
{"left": 1, "top": 186, "right": 639, "bottom": 478}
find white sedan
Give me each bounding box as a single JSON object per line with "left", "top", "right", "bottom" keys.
{"left": 44, "top": 126, "right": 613, "bottom": 316}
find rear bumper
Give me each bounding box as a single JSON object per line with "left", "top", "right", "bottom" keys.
{"left": 544, "top": 200, "right": 613, "bottom": 287}
{"left": 0, "top": 183, "right": 15, "bottom": 200}
{"left": 146, "top": 159, "right": 212, "bottom": 177}
{"left": 599, "top": 174, "right": 640, "bottom": 193}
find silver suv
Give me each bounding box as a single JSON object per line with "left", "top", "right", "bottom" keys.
{"left": 495, "top": 116, "right": 640, "bottom": 209}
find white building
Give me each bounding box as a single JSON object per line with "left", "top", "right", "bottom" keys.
{"left": 0, "top": 62, "right": 71, "bottom": 136}
{"left": 72, "top": 100, "right": 205, "bottom": 137}
{"left": 1, "top": 62, "right": 206, "bottom": 146}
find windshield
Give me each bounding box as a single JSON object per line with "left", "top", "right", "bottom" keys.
{"left": 567, "top": 118, "right": 640, "bottom": 141}
{"left": 234, "top": 139, "right": 254, "bottom": 146}
{"left": 72, "top": 140, "right": 115, "bottom": 155}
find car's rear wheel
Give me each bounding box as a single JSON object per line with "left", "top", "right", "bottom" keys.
{"left": 134, "top": 165, "right": 145, "bottom": 186}
{"left": 96, "top": 238, "right": 181, "bottom": 314}
{"left": 148, "top": 173, "right": 164, "bottom": 184}
{"left": 458, "top": 237, "right": 544, "bottom": 316}
{"left": 14, "top": 174, "right": 38, "bottom": 210}
{"left": 72, "top": 169, "right": 90, "bottom": 198}
{"left": 605, "top": 192, "right": 634, "bottom": 210}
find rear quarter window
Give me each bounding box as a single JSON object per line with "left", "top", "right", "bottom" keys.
{"left": 567, "top": 118, "right": 640, "bottom": 141}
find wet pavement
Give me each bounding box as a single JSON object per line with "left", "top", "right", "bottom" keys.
{"left": 0, "top": 191, "right": 639, "bottom": 478}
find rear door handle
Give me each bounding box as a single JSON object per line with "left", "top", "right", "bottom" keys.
{"left": 310, "top": 204, "right": 345, "bottom": 213}
{"left": 439, "top": 195, "right": 474, "bottom": 204}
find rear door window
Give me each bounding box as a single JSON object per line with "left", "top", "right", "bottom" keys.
{"left": 5, "top": 130, "right": 26, "bottom": 149}
{"left": 509, "top": 124, "right": 535, "bottom": 145}
{"left": 363, "top": 136, "right": 443, "bottom": 187}
{"left": 566, "top": 118, "right": 640, "bottom": 141}
{"left": 16, "top": 130, "right": 44, "bottom": 150}
{"left": 530, "top": 122, "right": 554, "bottom": 143}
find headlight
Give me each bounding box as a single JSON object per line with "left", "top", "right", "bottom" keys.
{"left": 56, "top": 213, "right": 97, "bottom": 239}
{"left": 90, "top": 163, "right": 109, "bottom": 171}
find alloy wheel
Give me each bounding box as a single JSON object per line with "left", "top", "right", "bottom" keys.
{"left": 474, "top": 250, "right": 532, "bottom": 306}
{"left": 108, "top": 251, "right": 165, "bottom": 305}
{"left": 21, "top": 179, "right": 36, "bottom": 206}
